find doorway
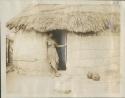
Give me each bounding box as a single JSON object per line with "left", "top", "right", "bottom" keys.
{"left": 50, "top": 30, "right": 67, "bottom": 70}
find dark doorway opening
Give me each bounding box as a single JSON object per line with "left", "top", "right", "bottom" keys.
{"left": 50, "top": 30, "right": 67, "bottom": 70}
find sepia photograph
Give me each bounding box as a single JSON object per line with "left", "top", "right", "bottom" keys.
{"left": 1, "top": 0, "right": 125, "bottom": 98}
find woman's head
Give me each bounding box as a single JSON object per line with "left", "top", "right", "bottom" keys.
{"left": 48, "top": 33, "right": 53, "bottom": 38}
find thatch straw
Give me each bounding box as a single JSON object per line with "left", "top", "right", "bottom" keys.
{"left": 6, "top": 4, "right": 120, "bottom": 33}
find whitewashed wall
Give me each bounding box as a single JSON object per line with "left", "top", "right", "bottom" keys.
{"left": 12, "top": 30, "right": 50, "bottom": 75}
{"left": 67, "top": 32, "right": 120, "bottom": 74}
{"left": 11, "top": 30, "right": 120, "bottom": 75}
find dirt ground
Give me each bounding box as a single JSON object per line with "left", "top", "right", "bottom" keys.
{"left": 6, "top": 64, "right": 120, "bottom": 98}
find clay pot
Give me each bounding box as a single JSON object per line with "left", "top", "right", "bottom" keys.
{"left": 87, "top": 72, "right": 93, "bottom": 79}
{"left": 92, "top": 73, "right": 100, "bottom": 81}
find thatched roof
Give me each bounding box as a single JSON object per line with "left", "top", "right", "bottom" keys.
{"left": 6, "top": 4, "right": 120, "bottom": 33}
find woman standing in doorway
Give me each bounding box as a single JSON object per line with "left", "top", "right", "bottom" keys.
{"left": 47, "top": 33, "right": 61, "bottom": 77}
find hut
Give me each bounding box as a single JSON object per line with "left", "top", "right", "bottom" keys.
{"left": 6, "top": 4, "right": 120, "bottom": 75}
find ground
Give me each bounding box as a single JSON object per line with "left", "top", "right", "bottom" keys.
{"left": 6, "top": 64, "right": 120, "bottom": 98}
